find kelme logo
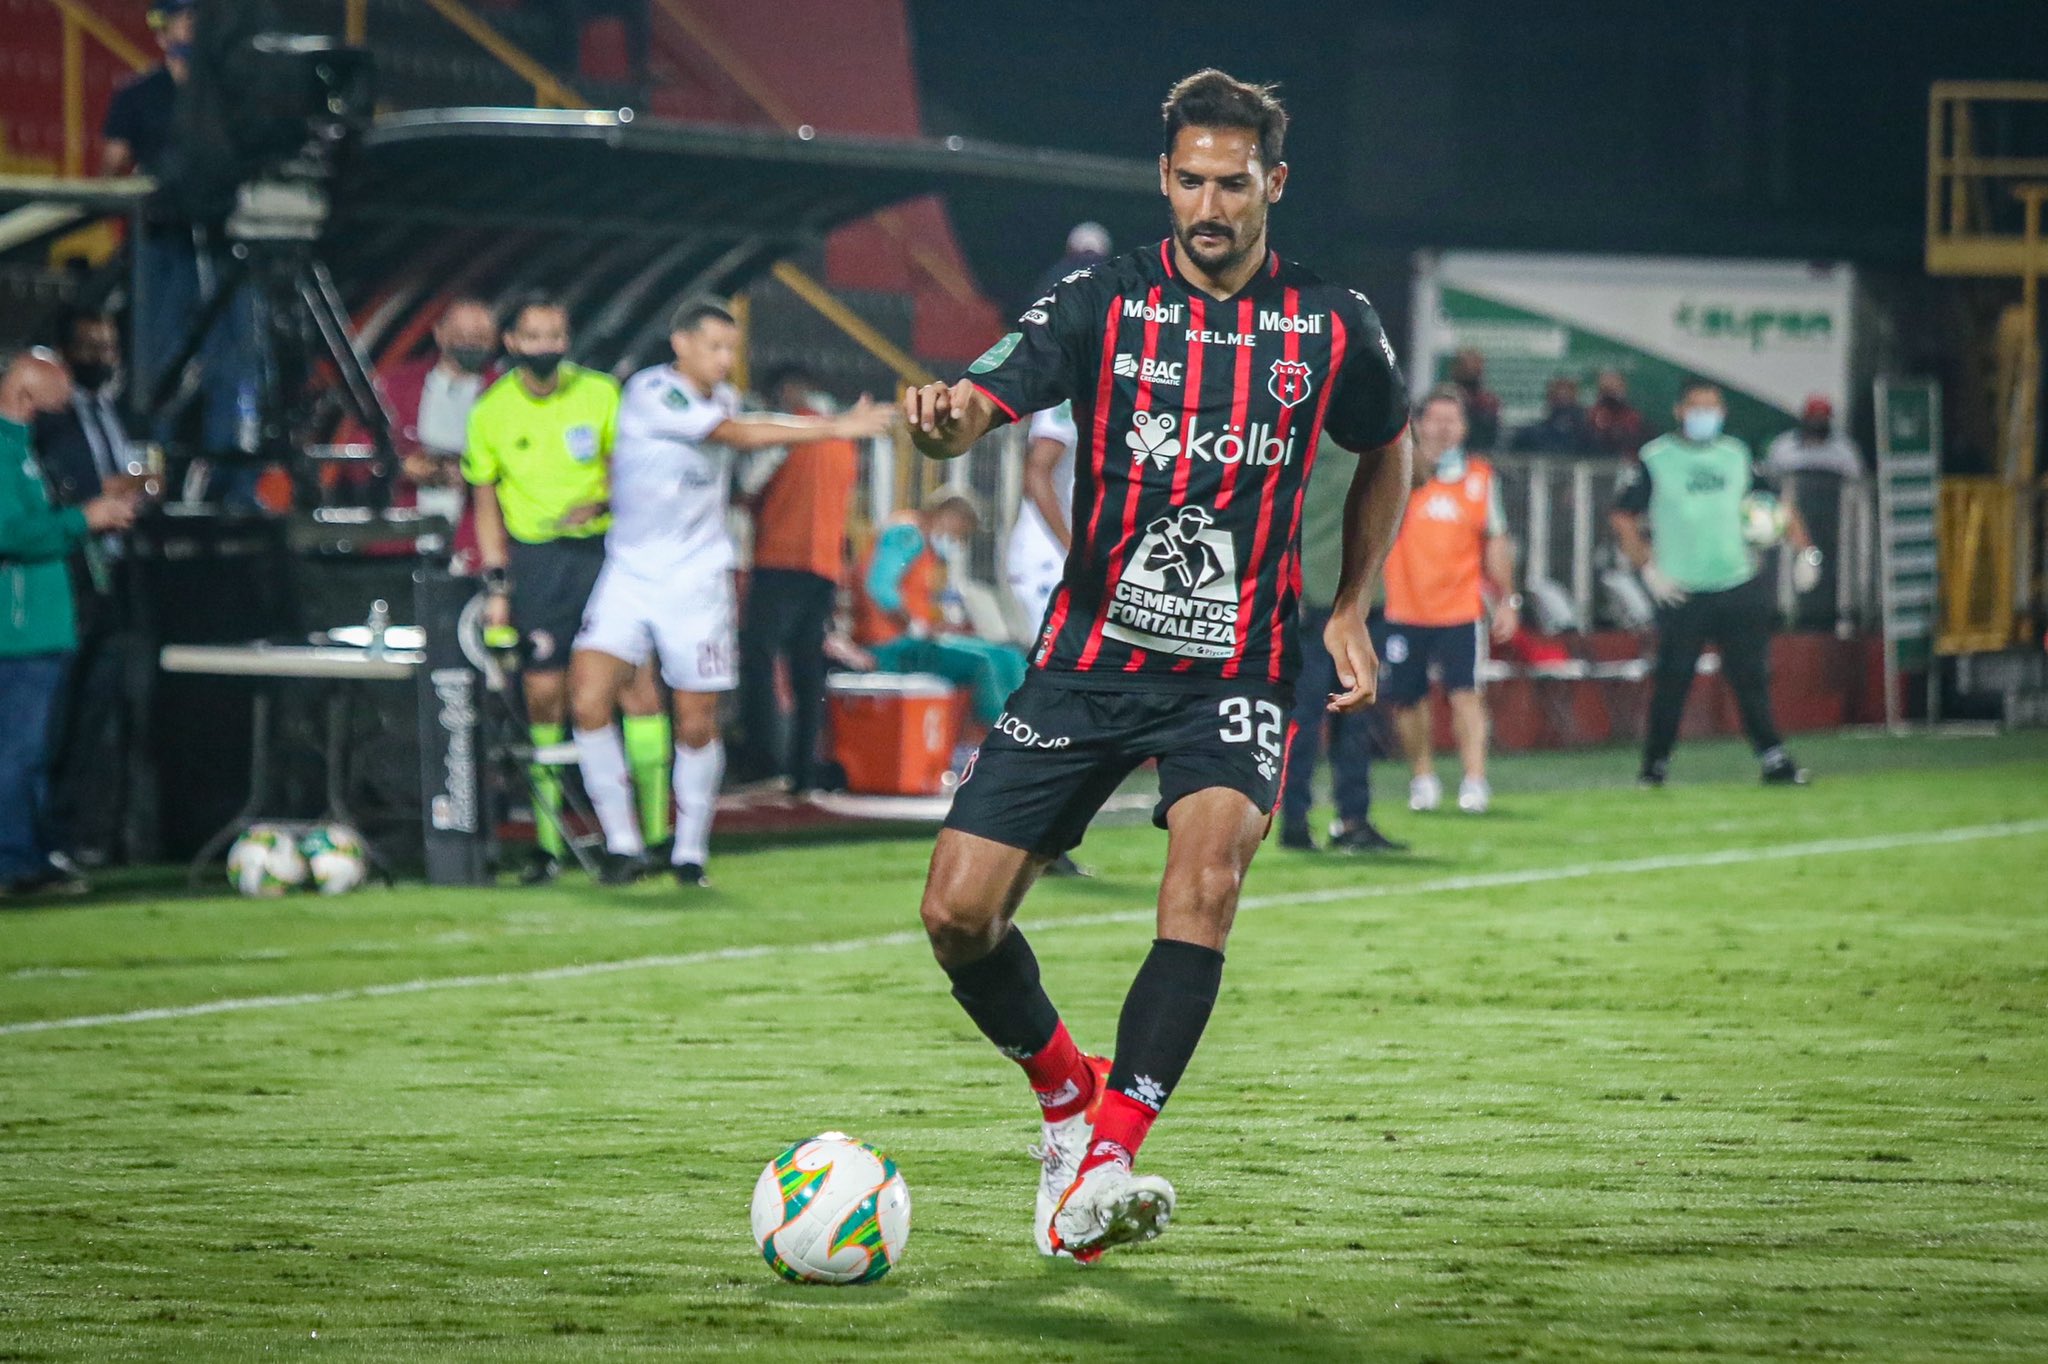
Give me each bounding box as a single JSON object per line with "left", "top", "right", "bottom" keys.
{"left": 968, "top": 332, "right": 1021, "bottom": 374}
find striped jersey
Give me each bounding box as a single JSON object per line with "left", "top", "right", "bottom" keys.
{"left": 963, "top": 239, "right": 1408, "bottom": 693}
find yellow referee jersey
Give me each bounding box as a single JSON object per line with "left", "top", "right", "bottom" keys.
{"left": 462, "top": 363, "right": 621, "bottom": 544}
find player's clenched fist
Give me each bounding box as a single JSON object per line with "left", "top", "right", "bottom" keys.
{"left": 902, "top": 379, "right": 989, "bottom": 458}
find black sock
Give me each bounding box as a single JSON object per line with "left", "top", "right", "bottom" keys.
{"left": 943, "top": 927, "right": 1061, "bottom": 1059}
{"left": 1106, "top": 938, "right": 1226, "bottom": 1114}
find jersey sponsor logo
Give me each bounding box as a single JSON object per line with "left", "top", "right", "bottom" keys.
{"left": 1125, "top": 411, "right": 1299, "bottom": 471}
{"left": 1060, "top": 266, "right": 1094, "bottom": 285}
{"left": 1687, "top": 468, "right": 1729, "bottom": 493}
{"left": 1186, "top": 326, "right": 1254, "bottom": 346}
{"left": 1268, "top": 359, "right": 1314, "bottom": 409}
{"left": 1422, "top": 492, "right": 1462, "bottom": 522}
{"left": 1379, "top": 331, "right": 1399, "bottom": 367}
{"left": 992, "top": 712, "right": 1070, "bottom": 749}
{"left": 1020, "top": 308, "right": 1050, "bottom": 325}
{"left": 1122, "top": 297, "right": 1184, "bottom": 324}
{"left": 1112, "top": 353, "right": 1184, "bottom": 387}
{"left": 565, "top": 424, "right": 599, "bottom": 462}
{"left": 661, "top": 385, "right": 692, "bottom": 411}
{"left": 1259, "top": 309, "right": 1323, "bottom": 334}
{"left": 1103, "top": 505, "right": 1240, "bottom": 660}
{"left": 968, "top": 332, "right": 1021, "bottom": 374}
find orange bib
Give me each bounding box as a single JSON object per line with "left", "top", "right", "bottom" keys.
{"left": 1384, "top": 458, "right": 1494, "bottom": 626}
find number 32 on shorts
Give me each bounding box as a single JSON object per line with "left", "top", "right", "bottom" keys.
{"left": 1217, "top": 697, "right": 1285, "bottom": 761}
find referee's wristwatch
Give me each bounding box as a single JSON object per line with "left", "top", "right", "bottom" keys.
{"left": 483, "top": 566, "right": 511, "bottom": 596}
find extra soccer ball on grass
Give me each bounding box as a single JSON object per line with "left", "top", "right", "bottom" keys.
{"left": 1741, "top": 490, "right": 1791, "bottom": 547}
{"left": 751, "top": 1133, "right": 911, "bottom": 1284}
{"left": 300, "top": 824, "right": 368, "bottom": 895}
{"left": 226, "top": 825, "right": 307, "bottom": 897}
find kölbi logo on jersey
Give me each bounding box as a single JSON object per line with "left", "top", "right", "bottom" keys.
{"left": 1125, "top": 411, "right": 1298, "bottom": 472}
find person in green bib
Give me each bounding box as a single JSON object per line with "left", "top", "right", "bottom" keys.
{"left": 1611, "top": 379, "right": 1821, "bottom": 788}
{"left": 464, "top": 294, "right": 658, "bottom": 883}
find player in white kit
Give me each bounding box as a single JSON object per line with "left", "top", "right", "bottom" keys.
{"left": 568, "top": 299, "right": 895, "bottom": 887}
{"left": 1004, "top": 400, "right": 1076, "bottom": 632}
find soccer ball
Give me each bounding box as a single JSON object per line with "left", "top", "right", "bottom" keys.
{"left": 1741, "top": 490, "right": 1790, "bottom": 547}
{"left": 300, "top": 824, "right": 368, "bottom": 895}
{"left": 226, "top": 825, "right": 307, "bottom": 897}
{"left": 751, "top": 1132, "right": 911, "bottom": 1285}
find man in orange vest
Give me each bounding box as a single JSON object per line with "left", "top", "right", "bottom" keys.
{"left": 1382, "top": 386, "right": 1520, "bottom": 814}
{"left": 737, "top": 364, "right": 865, "bottom": 795}
{"left": 856, "top": 491, "right": 1025, "bottom": 726}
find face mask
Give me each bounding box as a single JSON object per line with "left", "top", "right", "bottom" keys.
{"left": 932, "top": 534, "right": 964, "bottom": 558}
{"left": 167, "top": 41, "right": 191, "bottom": 63}
{"left": 1682, "top": 408, "right": 1724, "bottom": 442}
{"left": 1803, "top": 420, "right": 1830, "bottom": 439}
{"left": 519, "top": 350, "right": 566, "bottom": 380}
{"left": 71, "top": 361, "right": 115, "bottom": 392}
{"left": 447, "top": 345, "right": 493, "bottom": 375}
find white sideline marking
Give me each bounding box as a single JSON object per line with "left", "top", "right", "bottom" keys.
{"left": 4, "top": 818, "right": 2044, "bottom": 1039}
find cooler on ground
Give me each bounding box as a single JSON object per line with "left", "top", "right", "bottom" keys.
{"left": 827, "top": 672, "right": 960, "bottom": 795}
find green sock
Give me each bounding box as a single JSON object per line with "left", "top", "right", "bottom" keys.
{"left": 623, "top": 711, "right": 673, "bottom": 844}
{"left": 530, "top": 721, "right": 566, "bottom": 856}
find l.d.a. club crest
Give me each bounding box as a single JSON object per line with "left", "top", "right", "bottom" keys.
{"left": 1268, "top": 359, "right": 1313, "bottom": 409}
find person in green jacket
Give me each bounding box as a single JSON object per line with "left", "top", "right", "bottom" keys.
{"left": 1, "top": 352, "right": 136, "bottom": 896}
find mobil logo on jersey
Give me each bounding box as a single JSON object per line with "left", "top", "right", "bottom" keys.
{"left": 1268, "top": 359, "right": 1313, "bottom": 409}
{"left": 1104, "top": 505, "right": 1240, "bottom": 659}
{"left": 1124, "top": 410, "right": 1298, "bottom": 472}
{"left": 1122, "top": 296, "right": 1185, "bottom": 325}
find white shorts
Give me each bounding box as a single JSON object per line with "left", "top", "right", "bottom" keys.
{"left": 1005, "top": 520, "right": 1064, "bottom": 632}
{"left": 575, "top": 562, "right": 737, "bottom": 693}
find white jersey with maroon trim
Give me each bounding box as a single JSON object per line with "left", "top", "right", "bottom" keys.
{"left": 962, "top": 240, "right": 1407, "bottom": 693}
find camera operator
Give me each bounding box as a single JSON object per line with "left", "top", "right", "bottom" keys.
{"left": 103, "top": 0, "right": 261, "bottom": 505}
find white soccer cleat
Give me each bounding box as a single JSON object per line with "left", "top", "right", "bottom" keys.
{"left": 1031, "top": 1055, "right": 1110, "bottom": 1257}
{"left": 1458, "top": 776, "right": 1491, "bottom": 813}
{"left": 1048, "top": 1150, "right": 1176, "bottom": 1262}
{"left": 1409, "top": 772, "right": 1443, "bottom": 812}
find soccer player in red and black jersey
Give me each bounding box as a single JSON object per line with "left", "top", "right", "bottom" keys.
{"left": 903, "top": 70, "right": 1413, "bottom": 1262}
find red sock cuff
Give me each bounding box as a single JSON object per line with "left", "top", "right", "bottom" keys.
{"left": 1019, "top": 1022, "right": 1098, "bottom": 1121}
{"left": 1080, "top": 1090, "right": 1159, "bottom": 1173}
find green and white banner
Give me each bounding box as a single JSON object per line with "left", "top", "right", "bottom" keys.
{"left": 1411, "top": 251, "right": 1857, "bottom": 450}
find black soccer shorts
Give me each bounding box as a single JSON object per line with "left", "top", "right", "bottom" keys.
{"left": 943, "top": 671, "right": 1293, "bottom": 857}
{"left": 506, "top": 534, "right": 606, "bottom": 673}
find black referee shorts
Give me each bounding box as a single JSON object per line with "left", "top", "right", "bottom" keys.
{"left": 506, "top": 534, "right": 606, "bottom": 673}
{"left": 943, "top": 671, "right": 1292, "bottom": 858}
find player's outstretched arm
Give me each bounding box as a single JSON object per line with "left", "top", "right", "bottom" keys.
{"left": 1325, "top": 426, "right": 1414, "bottom": 713}
{"left": 903, "top": 379, "right": 999, "bottom": 461}
{"left": 709, "top": 395, "right": 897, "bottom": 451}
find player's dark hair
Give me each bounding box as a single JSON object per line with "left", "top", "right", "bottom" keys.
{"left": 502, "top": 291, "right": 569, "bottom": 335}
{"left": 1678, "top": 376, "right": 1722, "bottom": 402}
{"left": 670, "top": 297, "right": 736, "bottom": 334}
{"left": 1162, "top": 69, "right": 1288, "bottom": 168}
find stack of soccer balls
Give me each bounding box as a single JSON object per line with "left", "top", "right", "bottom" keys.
{"left": 226, "top": 823, "right": 369, "bottom": 897}
{"left": 751, "top": 1133, "right": 911, "bottom": 1284}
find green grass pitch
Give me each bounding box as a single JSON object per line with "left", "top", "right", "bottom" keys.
{"left": 3, "top": 732, "right": 2046, "bottom": 1362}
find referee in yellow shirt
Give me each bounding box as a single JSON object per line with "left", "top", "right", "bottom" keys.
{"left": 464, "top": 293, "right": 628, "bottom": 883}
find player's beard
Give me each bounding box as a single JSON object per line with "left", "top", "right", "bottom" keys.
{"left": 1175, "top": 212, "right": 1261, "bottom": 278}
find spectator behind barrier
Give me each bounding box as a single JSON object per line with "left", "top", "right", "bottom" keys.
{"left": 1767, "top": 395, "right": 1863, "bottom": 480}
{"left": 335, "top": 298, "right": 502, "bottom": 566}
{"left": 855, "top": 491, "right": 1026, "bottom": 727}
{"left": 1447, "top": 347, "right": 1503, "bottom": 452}
{"left": 1587, "top": 368, "right": 1649, "bottom": 459}
{"left": 1510, "top": 375, "right": 1592, "bottom": 455}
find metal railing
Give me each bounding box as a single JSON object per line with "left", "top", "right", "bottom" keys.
{"left": 860, "top": 437, "right": 1883, "bottom": 641}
